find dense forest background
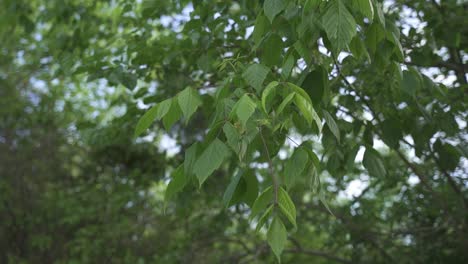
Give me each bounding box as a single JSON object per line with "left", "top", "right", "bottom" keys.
{"left": 1, "top": 0, "right": 467, "bottom": 263}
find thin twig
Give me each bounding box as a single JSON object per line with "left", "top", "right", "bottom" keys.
{"left": 286, "top": 135, "right": 300, "bottom": 147}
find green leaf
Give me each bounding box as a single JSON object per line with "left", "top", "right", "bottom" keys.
{"left": 165, "top": 165, "right": 186, "bottom": 202}
{"left": 234, "top": 94, "right": 257, "bottom": 127}
{"left": 309, "top": 165, "right": 320, "bottom": 192}
{"left": 134, "top": 105, "right": 159, "bottom": 138}
{"left": 294, "top": 94, "right": 322, "bottom": 133}
{"left": 120, "top": 72, "right": 137, "bottom": 90}
{"left": 242, "top": 64, "right": 270, "bottom": 92}
{"left": 262, "top": 81, "right": 279, "bottom": 113}
{"left": 302, "top": 144, "right": 321, "bottom": 170}
{"left": 264, "top": 0, "right": 287, "bottom": 23}
{"left": 250, "top": 186, "right": 273, "bottom": 219}
{"left": 243, "top": 171, "right": 259, "bottom": 207}
{"left": 349, "top": 36, "right": 371, "bottom": 62}
{"left": 381, "top": 118, "right": 401, "bottom": 148}
{"left": 262, "top": 34, "right": 283, "bottom": 66}
{"left": 363, "top": 148, "right": 386, "bottom": 177}
{"left": 294, "top": 94, "right": 312, "bottom": 125}
{"left": 322, "top": 0, "right": 357, "bottom": 51}
{"left": 278, "top": 187, "right": 297, "bottom": 227}
{"left": 401, "top": 70, "right": 420, "bottom": 96}
{"left": 256, "top": 204, "right": 273, "bottom": 232}
{"left": 294, "top": 41, "right": 312, "bottom": 63}
{"left": 177, "top": 87, "right": 202, "bottom": 123}
{"left": 366, "top": 23, "right": 386, "bottom": 55}
{"left": 304, "top": 0, "right": 321, "bottom": 11}
{"left": 387, "top": 32, "right": 404, "bottom": 61}
{"left": 284, "top": 147, "right": 309, "bottom": 189}
{"left": 434, "top": 140, "right": 461, "bottom": 171}
{"left": 287, "top": 82, "right": 313, "bottom": 105}
{"left": 354, "top": 0, "right": 374, "bottom": 21}
{"left": 301, "top": 67, "right": 328, "bottom": 106}
{"left": 223, "top": 170, "right": 243, "bottom": 208}
{"left": 253, "top": 14, "right": 269, "bottom": 48}
{"left": 224, "top": 170, "right": 259, "bottom": 207}
{"left": 311, "top": 164, "right": 322, "bottom": 191}
{"left": 157, "top": 98, "right": 173, "bottom": 118}
{"left": 134, "top": 87, "right": 148, "bottom": 99}
{"left": 345, "top": 145, "right": 360, "bottom": 170}
{"left": 194, "top": 138, "right": 230, "bottom": 186}
{"left": 276, "top": 93, "right": 295, "bottom": 116}
{"left": 229, "top": 177, "right": 247, "bottom": 206}
{"left": 327, "top": 152, "right": 342, "bottom": 174}
{"left": 197, "top": 54, "right": 212, "bottom": 72}
{"left": 311, "top": 107, "right": 323, "bottom": 135}
{"left": 267, "top": 216, "right": 287, "bottom": 262}
{"left": 374, "top": 1, "right": 386, "bottom": 27}
{"left": 281, "top": 53, "right": 295, "bottom": 80}
{"left": 163, "top": 99, "right": 182, "bottom": 130}
{"left": 223, "top": 122, "right": 242, "bottom": 155}
{"left": 319, "top": 192, "right": 334, "bottom": 216}
{"left": 134, "top": 97, "right": 175, "bottom": 137}
{"left": 322, "top": 110, "right": 340, "bottom": 143}
{"left": 184, "top": 143, "right": 199, "bottom": 178}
